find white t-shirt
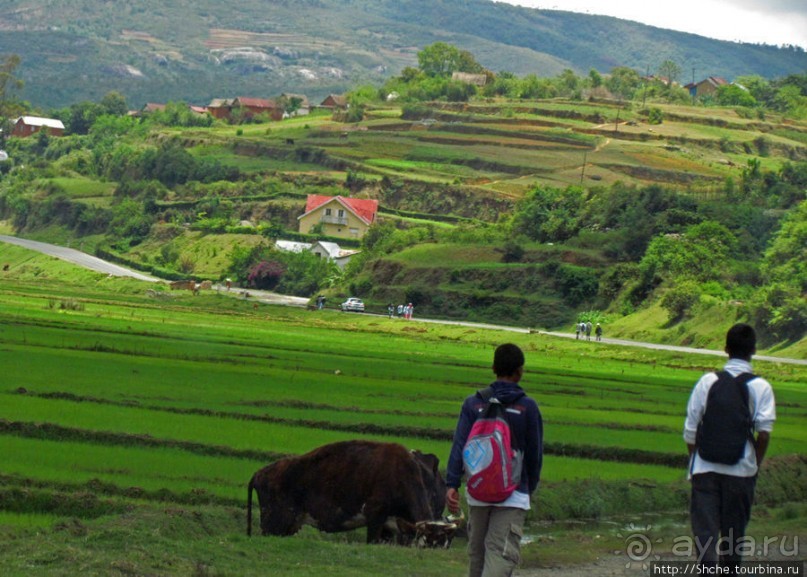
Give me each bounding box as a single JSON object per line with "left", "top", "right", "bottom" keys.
{"left": 466, "top": 490, "right": 531, "bottom": 510}
{"left": 683, "top": 358, "right": 776, "bottom": 478}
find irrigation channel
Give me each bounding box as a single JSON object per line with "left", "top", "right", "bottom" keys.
{"left": 1, "top": 234, "right": 804, "bottom": 366}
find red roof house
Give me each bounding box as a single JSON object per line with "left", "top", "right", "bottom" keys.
{"left": 298, "top": 195, "right": 378, "bottom": 239}
{"left": 11, "top": 116, "right": 65, "bottom": 138}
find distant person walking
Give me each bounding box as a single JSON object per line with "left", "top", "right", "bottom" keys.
{"left": 575, "top": 322, "right": 582, "bottom": 339}
{"left": 405, "top": 303, "right": 414, "bottom": 320}
{"left": 595, "top": 323, "right": 603, "bottom": 341}
{"left": 684, "top": 323, "right": 775, "bottom": 575}
{"left": 387, "top": 303, "right": 395, "bottom": 319}
{"left": 585, "top": 321, "right": 592, "bottom": 341}
{"left": 397, "top": 304, "right": 404, "bottom": 318}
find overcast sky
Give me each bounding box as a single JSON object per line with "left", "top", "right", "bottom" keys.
{"left": 497, "top": 0, "right": 807, "bottom": 49}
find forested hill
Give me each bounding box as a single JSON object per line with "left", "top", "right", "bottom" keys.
{"left": 1, "top": 0, "right": 805, "bottom": 108}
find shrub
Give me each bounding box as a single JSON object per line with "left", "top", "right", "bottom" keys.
{"left": 661, "top": 281, "right": 700, "bottom": 321}
{"left": 647, "top": 107, "right": 664, "bottom": 125}
{"left": 248, "top": 260, "right": 285, "bottom": 290}
{"left": 501, "top": 239, "right": 524, "bottom": 263}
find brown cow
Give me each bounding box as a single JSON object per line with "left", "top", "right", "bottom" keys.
{"left": 247, "top": 440, "right": 451, "bottom": 545}
{"left": 169, "top": 280, "right": 195, "bottom": 291}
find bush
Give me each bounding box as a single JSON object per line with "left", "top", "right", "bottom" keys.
{"left": 647, "top": 107, "right": 664, "bottom": 125}
{"left": 501, "top": 239, "right": 524, "bottom": 263}
{"left": 247, "top": 260, "right": 285, "bottom": 290}
{"left": 661, "top": 281, "right": 700, "bottom": 321}
{"left": 751, "top": 283, "right": 807, "bottom": 342}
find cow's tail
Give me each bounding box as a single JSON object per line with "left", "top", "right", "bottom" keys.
{"left": 247, "top": 475, "right": 255, "bottom": 537}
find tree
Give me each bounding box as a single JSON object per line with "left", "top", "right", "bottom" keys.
{"left": 248, "top": 260, "right": 285, "bottom": 290}
{"left": 716, "top": 85, "right": 757, "bottom": 107}
{"left": 100, "top": 91, "right": 128, "bottom": 116}
{"left": 661, "top": 281, "right": 700, "bottom": 321}
{"left": 65, "top": 100, "right": 104, "bottom": 135}
{"left": 658, "top": 60, "right": 681, "bottom": 86}
{"left": 417, "top": 42, "right": 482, "bottom": 78}
{"left": 639, "top": 221, "right": 736, "bottom": 283}
{"left": 760, "top": 199, "right": 806, "bottom": 291}
{"left": 512, "top": 186, "right": 585, "bottom": 243}
{"left": 606, "top": 67, "right": 641, "bottom": 100}
{"left": 588, "top": 69, "right": 603, "bottom": 88}
{"left": 0, "top": 53, "right": 24, "bottom": 136}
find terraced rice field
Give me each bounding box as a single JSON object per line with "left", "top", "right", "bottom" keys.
{"left": 1, "top": 276, "right": 804, "bottom": 515}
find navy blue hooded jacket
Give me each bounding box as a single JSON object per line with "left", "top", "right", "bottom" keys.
{"left": 446, "top": 380, "right": 543, "bottom": 496}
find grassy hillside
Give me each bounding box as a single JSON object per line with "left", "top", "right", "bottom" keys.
{"left": 0, "top": 249, "right": 804, "bottom": 575}
{"left": 0, "top": 0, "right": 805, "bottom": 107}
{"left": 1, "top": 89, "right": 805, "bottom": 355}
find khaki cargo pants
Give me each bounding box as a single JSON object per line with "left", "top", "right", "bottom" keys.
{"left": 467, "top": 506, "right": 526, "bottom": 577}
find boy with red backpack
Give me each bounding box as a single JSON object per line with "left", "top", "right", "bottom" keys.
{"left": 446, "top": 343, "right": 543, "bottom": 577}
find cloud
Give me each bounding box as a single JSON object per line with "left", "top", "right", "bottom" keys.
{"left": 728, "top": 0, "right": 807, "bottom": 15}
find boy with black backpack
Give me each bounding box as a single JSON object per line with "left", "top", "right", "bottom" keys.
{"left": 684, "top": 323, "right": 776, "bottom": 575}
{"left": 445, "top": 343, "right": 543, "bottom": 577}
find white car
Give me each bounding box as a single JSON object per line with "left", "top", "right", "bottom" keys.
{"left": 340, "top": 298, "right": 365, "bottom": 312}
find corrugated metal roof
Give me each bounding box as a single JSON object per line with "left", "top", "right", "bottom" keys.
{"left": 17, "top": 116, "right": 65, "bottom": 130}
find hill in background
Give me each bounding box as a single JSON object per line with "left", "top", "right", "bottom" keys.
{"left": 0, "top": 0, "right": 805, "bottom": 108}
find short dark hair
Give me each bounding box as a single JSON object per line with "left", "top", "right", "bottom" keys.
{"left": 493, "top": 343, "right": 525, "bottom": 377}
{"left": 725, "top": 323, "right": 756, "bottom": 360}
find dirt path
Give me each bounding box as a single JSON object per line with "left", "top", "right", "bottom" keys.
{"left": 518, "top": 555, "right": 634, "bottom": 577}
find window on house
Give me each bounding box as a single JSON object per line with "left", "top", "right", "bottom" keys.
{"left": 325, "top": 208, "right": 332, "bottom": 216}
{"left": 338, "top": 209, "right": 345, "bottom": 218}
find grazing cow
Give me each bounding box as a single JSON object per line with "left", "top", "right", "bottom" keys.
{"left": 169, "top": 280, "right": 195, "bottom": 291}
{"left": 247, "top": 440, "right": 453, "bottom": 545}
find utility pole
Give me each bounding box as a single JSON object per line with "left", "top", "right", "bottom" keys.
{"left": 642, "top": 65, "right": 649, "bottom": 108}
{"left": 580, "top": 151, "right": 587, "bottom": 185}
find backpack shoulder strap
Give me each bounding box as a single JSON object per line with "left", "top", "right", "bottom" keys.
{"left": 478, "top": 386, "right": 496, "bottom": 402}
{"left": 712, "top": 371, "right": 755, "bottom": 401}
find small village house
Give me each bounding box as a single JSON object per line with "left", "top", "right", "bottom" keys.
{"left": 298, "top": 195, "right": 378, "bottom": 239}
{"left": 275, "top": 240, "right": 312, "bottom": 253}
{"left": 451, "top": 72, "right": 488, "bottom": 87}
{"left": 275, "top": 239, "right": 359, "bottom": 269}
{"left": 141, "top": 103, "right": 167, "bottom": 114}
{"left": 319, "top": 94, "right": 348, "bottom": 110}
{"left": 207, "top": 98, "right": 235, "bottom": 120}
{"left": 11, "top": 116, "right": 65, "bottom": 138}
{"left": 279, "top": 93, "right": 311, "bottom": 117}
{"left": 685, "top": 77, "right": 728, "bottom": 100}
{"left": 130, "top": 103, "right": 209, "bottom": 118}
{"left": 206, "top": 97, "right": 282, "bottom": 121}
{"left": 309, "top": 240, "right": 360, "bottom": 270}
{"left": 233, "top": 97, "right": 283, "bottom": 121}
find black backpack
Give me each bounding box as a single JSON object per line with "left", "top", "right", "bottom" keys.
{"left": 696, "top": 371, "right": 756, "bottom": 465}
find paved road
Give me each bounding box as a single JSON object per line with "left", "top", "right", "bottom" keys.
{"left": 2, "top": 235, "right": 804, "bottom": 365}
{"left": 0, "top": 234, "right": 310, "bottom": 307}
{"left": 0, "top": 235, "right": 161, "bottom": 282}
{"left": 409, "top": 317, "right": 806, "bottom": 366}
